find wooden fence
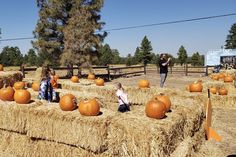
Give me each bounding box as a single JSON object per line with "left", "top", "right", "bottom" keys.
{"left": 20, "top": 65, "right": 146, "bottom": 81}
{"left": 20, "top": 64, "right": 214, "bottom": 80}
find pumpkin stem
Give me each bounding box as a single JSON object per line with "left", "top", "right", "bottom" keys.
{"left": 159, "top": 93, "right": 164, "bottom": 96}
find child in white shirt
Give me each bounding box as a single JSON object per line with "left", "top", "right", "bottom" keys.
{"left": 115, "top": 82, "right": 130, "bottom": 112}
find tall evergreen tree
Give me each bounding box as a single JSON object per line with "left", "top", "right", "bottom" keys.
{"left": 60, "top": 0, "right": 105, "bottom": 69}
{"left": 98, "top": 44, "right": 113, "bottom": 65}
{"left": 191, "top": 52, "right": 201, "bottom": 66}
{"left": 133, "top": 47, "right": 142, "bottom": 64}
{"left": 33, "top": 0, "right": 73, "bottom": 65}
{"left": 111, "top": 49, "right": 120, "bottom": 64}
{"left": 0, "top": 46, "right": 23, "bottom": 66}
{"left": 225, "top": 23, "right": 236, "bottom": 49}
{"left": 177, "top": 45, "right": 188, "bottom": 66}
{"left": 126, "top": 53, "right": 132, "bottom": 66}
{"left": 26, "top": 49, "right": 38, "bottom": 66}
{"left": 140, "top": 36, "right": 153, "bottom": 66}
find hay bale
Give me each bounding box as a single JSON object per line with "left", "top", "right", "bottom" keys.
{"left": 106, "top": 103, "right": 205, "bottom": 157}
{"left": 26, "top": 103, "right": 115, "bottom": 153}
{"left": 34, "top": 67, "right": 42, "bottom": 82}
{"left": 0, "top": 71, "right": 23, "bottom": 87}
{"left": 0, "top": 100, "right": 41, "bottom": 133}
{"left": 0, "top": 129, "right": 98, "bottom": 157}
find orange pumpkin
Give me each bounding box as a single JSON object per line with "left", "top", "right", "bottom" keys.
{"left": 13, "top": 81, "right": 25, "bottom": 90}
{"left": 138, "top": 79, "right": 150, "bottom": 88}
{"left": 32, "top": 82, "right": 40, "bottom": 91}
{"left": 0, "top": 86, "right": 15, "bottom": 101}
{"left": 224, "top": 76, "right": 234, "bottom": 83}
{"left": 211, "top": 75, "right": 219, "bottom": 81}
{"left": 78, "top": 98, "right": 100, "bottom": 116}
{"left": 88, "top": 73, "right": 95, "bottom": 80}
{"left": 218, "top": 73, "right": 225, "bottom": 79}
{"left": 145, "top": 100, "right": 166, "bottom": 119}
{"left": 209, "top": 87, "right": 217, "bottom": 94}
{"left": 51, "top": 77, "right": 58, "bottom": 88}
{"left": 59, "top": 94, "right": 77, "bottom": 111}
{"left": 14, "top": 89, "right": 31, "bottom": 104}
{"left": 189, "top": 82, "right": 203, "bottom": 92}
{"left": 71, "top": 76, "right": 79, "bottom": 83}
{"left": 151, "top": 93, "right": 171, "bottom": 112}
{"left": 0, "top": 64, "right": 3, "bottom": 71}
{"left": 95, "top": 78, "right": 104, "bottom": 86}
{"left": 218, "top": 88, "right": 228, "bottom": 95}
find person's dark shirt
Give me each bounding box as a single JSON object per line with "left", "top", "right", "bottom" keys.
{"left": 159, "top": 58, "right": 168, "bottom": 74}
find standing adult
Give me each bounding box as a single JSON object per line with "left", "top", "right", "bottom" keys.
{"left": 159, "top": 53, "right": 171, "bottom": 88}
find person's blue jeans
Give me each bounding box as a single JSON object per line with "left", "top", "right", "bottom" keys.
{"left": 160, "top": 73, "right": 167, "bottom": 88}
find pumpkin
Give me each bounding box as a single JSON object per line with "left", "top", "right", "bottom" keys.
{"left": 218, "top": 73, "right": 225, "bottom": 79}
{"left": 218, "top": 88, "right": 228, "bottom": 95}
{"left": 151, "top": 93, "right": 171, "bottom": 112}
{"left": 59, "top": 94, "right": 77, "bottom": 111}
{"left": 13, "top": 81, "right": 25, "bottom": 90}
{"left": 71, "top": 76, "right": 79, "bottom": 83}
{"left": 51, "top": 77, "right": 58, "bottom": 88}
{"left": 32, "top": 82, "right": 40, "bottom": 91}
{"left": 209, "top": 87, "right": 217, "bottom": 94}
{"left": 78, "top": 98, "right": 100, "bottom": 116}
{"left": 211, "top": 75, "right": 219, "bottom": 81}
{"left": 0, "top": 86, "right": 15, "bottom": 101}
{"left": 88, "top": 73, "right": 95, "bottom": 80}
{"left": 145, "top": 100, "right": 166, "bottom": 119}
{"left": 0, "top": 64, "right": 3, "bottom": 71}
{"left": 189, "top": 82, "right": 203, "bottom": 92}
{"left": 224, "top": 76, "right": 234, "bottom": 83}
{"left": 138, "top": 79, "right": 150, "bottom": 88}
{"left": 95, "top": 78, "right": 104, "bottom": 86}
{"left": 14, "top": 89, "right": 31, "bottom": 104}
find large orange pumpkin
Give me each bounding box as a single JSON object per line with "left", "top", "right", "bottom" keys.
{"left": 32, "top": 82, "right": 40, "bottom": 91}
{"left": 59, "top": 94, "right": 77, "bottom": 111}
{"left": 88, "top": 73, "right": 95, "bottom": 80}
{"left": 218, "top": 88, "right": 228, "bottom": 95}
{"left": 218, "top": 73, "right": 225, "bottom": 80}
{"left": 151, "top": 93, "right": 171, "bottom": 112}
{"left": 209, "top": 87, "right": 218, "bottom": 94}
{"left": 0, "top": 64, "right": 3, "bottom": 71}
{"left": 14, "top": 89, "right": 31, "bottom": 104}
{"left": 78, "top": 98, "right": 100, "bottom": 116}
{"left": 145, "top": 100, "right": 166, "bottom": 119}
{"left": 138, "top": 79, "right": 150, "bottom": 88}
{"left": 95, "top": 78, "right": 104, "bottom": 86}
{"left": 14, "top": 81, "right": 25, "bottom": 90}
{"left": 211, "top": 75, "right": 219, "bottom": 81}
{"left": 0, "top": 86, "right": 15, "bottom": 101}
{"left": 189, "top": 82, "right": 203, "bottom": 92}
{"left": 224, "top": 76, "right": 234, "bottom": 83}
{"left": 71, "top": 76, "right": 79, "bottom": 83}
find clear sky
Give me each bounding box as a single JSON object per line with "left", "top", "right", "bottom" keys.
{"left": 0, "top": 0, "right": 236, "bottom": 57}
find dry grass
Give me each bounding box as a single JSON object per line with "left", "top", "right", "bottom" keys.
{"left": 0, "top": 100, "right": 41, "bottom": 133}
{"left": 26, "top": 103, "right": 115, "bottom": 153}
{"left": 0, "top": 129, "right": 98, "bottom": 157}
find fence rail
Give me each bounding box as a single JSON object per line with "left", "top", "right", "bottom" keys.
{"left": 20, "top": 64, "right": 215, "bottom": 80}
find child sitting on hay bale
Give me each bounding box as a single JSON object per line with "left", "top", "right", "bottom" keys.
{"left": 115, "top": 82, "right": 130, "bottom": 113}
{"left": 38, "top": 66, "right": 56, "bottom": 102}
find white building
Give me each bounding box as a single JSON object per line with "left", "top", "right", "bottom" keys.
{"left": 205, "top": 49, "right": 236, "bottom": 68}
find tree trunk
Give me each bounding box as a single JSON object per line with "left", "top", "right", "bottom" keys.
{"left": 66, "top": 63, "right": 73, "bottom": 78}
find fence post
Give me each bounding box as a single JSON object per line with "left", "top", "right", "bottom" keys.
{"left": 185, "top": 64, "right": 188, "bottom": 76}
{"left": 20, "top": 65, "right": 25, "bottom": 78}
{"left": 144, "top": 65, "right": 146, "bottom": 75}
{"left": 205, "top": 65, "right": 209, "bottom": 76}
{"left": 107, "top": 66, "right": 110, "bottom": 81}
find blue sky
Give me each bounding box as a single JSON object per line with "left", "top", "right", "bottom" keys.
{"left": 0, "top": 0, "right": 236, "bottom": 57}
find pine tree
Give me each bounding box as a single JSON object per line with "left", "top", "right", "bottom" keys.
{"left": 98, "top": 44, "right": 113, "bottom": 65}
{"left": 33, "top": 0, "right": 73, "bottom": 65}
{"left": 61, "top": 0, "right": 105, "bottom": 69}
{"left": 0, "top": 46, "right": 23, "bottom": 66}
{"left": 140, "top": 36, "right": 153, "bottom": 66}
{"left": 26, "top": 49, "right": 38, "bottom": 66}
{"left": 177, "top": 45, "right": 188, "bottom": 66}
{"left": 225, "top": 23, "right": 236, "bottom": 49}
{"left": 126, "top": 54, "right": 132, "bottom": 66}
{"left": 133, "top": 47, "right": 142, "bottom": 64}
